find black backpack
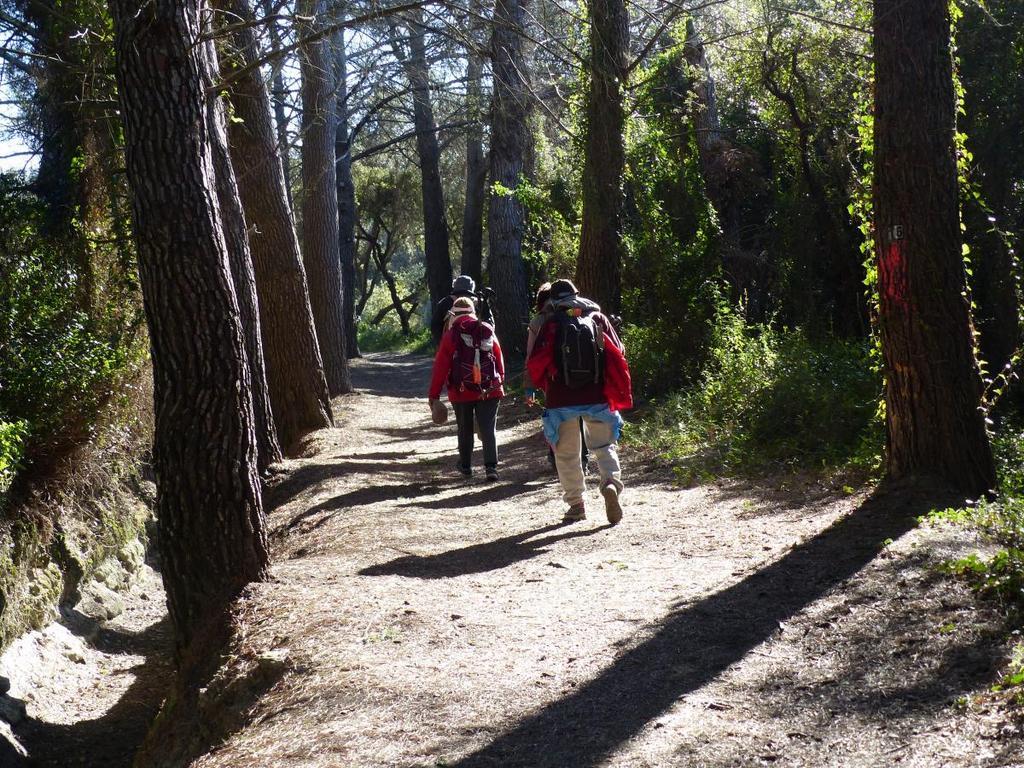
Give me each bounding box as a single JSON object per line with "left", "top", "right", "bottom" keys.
{"left": 554, "top": 308, "right": 604, "bottom": 388}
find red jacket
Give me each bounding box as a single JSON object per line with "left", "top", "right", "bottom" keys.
{"left": 526, "top": 314, "right": 633, "bottom": 411}
{"left": 429, "top": 316, "right": 506, "bottom": 403}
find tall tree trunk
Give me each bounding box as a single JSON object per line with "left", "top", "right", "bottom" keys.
{"left": 218, "top": 0, "right": 334, "bottom": 451}
{"left": 262, "top": 0, "right": 293, "bottom": 207}
{"left": 575, "top": 0, "right": 629, "bottom": 315}
{"left": 201, "top": 31, "right": 281, "bottom": 473}
{"left": 681, "top": 21, "right": 724, "bottom": 162}
{"left": 393, "top": 9, "right": 453, "bottom": 310}
{"left": 110, "top": 0, "right": 269, "bottom": 660}
{"left": 873, "top": 0, "right": 995, "bottom": 496}
{"left": 460, "top": 2, "right": 487, "bottom": 283}
{"left": 487, "top": 0, "right": 532, "bottom": 356}
{"left": 335, "top": 26, "right": 361, "bottom": 359}
{"left": 298, "top": 0, "right": 353, "bottom": 396}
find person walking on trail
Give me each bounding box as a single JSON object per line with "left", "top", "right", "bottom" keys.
{"left": 430, "top": 274, "right": 495, "bottom": 346}
{"left": 526, "top": 279, "right": 633, "bottom": 524}
{"left": 428, "top": 297, "right": 505, "bottom": 482}
{"left": 525, "top": 282, "right": 589, "bottom": 474}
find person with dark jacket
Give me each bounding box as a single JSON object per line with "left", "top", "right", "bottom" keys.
{"left": 526, "top": 279, "right": 632, "bottom": 524}
{"left": 431, "top": 274, "right": 494, "bottom": 345}
{"left": 428, "top": 297, "right": 505, "bottom": 481}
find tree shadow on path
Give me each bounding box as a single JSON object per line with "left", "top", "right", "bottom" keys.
{"left": 14, "top": 615, "right": 172, "bottom": 768}
{"left": 360, "top": 521, "right": 612, "bottom": 579}
{"left": 446, "top": 486, "right": 942, "bottom": 767}
{"left": 272, "top": 480, "right": 458, "bottom": 537}
{"left": 405, "top": 480, "right": 545, "bottom": 510}
{"left": 350, "top": 352, "right": 434, "bottom": 399}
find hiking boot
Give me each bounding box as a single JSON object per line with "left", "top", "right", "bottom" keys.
{"left": 457, "top": 464, "right": 472, "bottom": 478}
{"left": 485, "top": 467, "right": 499, "bottom": 483}
{"left": 563, "top": 502, "right": 586, "bottom": 523}
{"left": 601, "top": 481, "right": 623, "bottom": 525}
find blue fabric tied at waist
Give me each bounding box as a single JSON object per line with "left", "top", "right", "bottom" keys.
{"left": 542, "top": 404, "right": 623, "bottom": 446}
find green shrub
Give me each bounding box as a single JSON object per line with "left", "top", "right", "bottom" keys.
{"left": 622, "top": 39, "right": 721, "bottom": 394}
{"left": 0, "top": 421, "right": 28, "bottom": 497}
{"left": 930, "top": 420, "right": 1024, "bottom": 628}
{"left": 625, "top": 305, "right": 881, "bottom": 477}
{"left": 0, "top": 175, "right": 144, "bottom": 486}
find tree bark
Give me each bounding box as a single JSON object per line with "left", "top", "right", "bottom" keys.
{"left": 218, "top": 0, "right": 334, "bottom": 452}
{"left": 298, "top": 0, "right": 353, "bottom": 396}
{"left": 110, "top": 0, "right": 269, "bottom": 660}
{"left": 460, "top": 2, "right": 487, "bottom": 283}
{"left": 487, "top": 0, "right": 532, "bottom": 356}
{"left": 392, "top": 9, "right": 453, "bottom": 310}
{"left": 335, "top": 26, "right": 361, "bottom": 359}
{"left": 262, "top": 0, "right": 294, "bottom": 207}
{"left": 201, "top": 32, "right": 282, "bottom": 473}
{"left": 873, "top": 0, "right": 995, "bottom": 496}
{"left": 575, "top": 0, "right": 629, "bottom": 315}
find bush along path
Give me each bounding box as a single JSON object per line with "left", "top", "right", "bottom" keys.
{"left": 15, "top": 352, "right": 1024, "bottom": 767}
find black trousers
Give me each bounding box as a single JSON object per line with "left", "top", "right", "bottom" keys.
{"left": 453, "top": 398, "right": 500, "bottom": 470}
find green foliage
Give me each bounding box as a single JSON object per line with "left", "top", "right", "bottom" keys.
{"left": 931, "top": 419, "right": 1024, "bottom": 629}
{"left": 623, "top": 36, "right": 721, "bottom": 393}
{"left": 494, "top": 172, "right": 580, "bottom": 284}
{"left": 358, "top": 324, "right": 431, "bottom": 354}
{"left": 995, "top": 642, "right": 1024, "bottom": 698}
{"left": 942, "top": 549, "right": 1024, "bottom": 622}
{"left": 625, "top": 304, "right": 881, "bottom": 478}
{"left": 712, "top": 4, "right": 868, "bottom": 334}
{"left": 0, "top": 175, "right": 144, "bottom": 490}
{"left": 0, "top": 421, "right": 28, "bottom": 497}
{"left": 356, "top": 263, "right": 428, "bottom": 353}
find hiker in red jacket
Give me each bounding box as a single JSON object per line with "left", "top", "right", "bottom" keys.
{"left": 428, "top": 297, "right": 505, "bottom": 482}
{"left": 525, "top": 282, "right": 590, "bottom": 474}
{"left": 526, "top": 279, "right": 633, "bottom": 524}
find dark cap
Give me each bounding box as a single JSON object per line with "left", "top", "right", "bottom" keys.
{"left": 549, "top": 279, "right": 578, "bottom": 301}
{"left": 451, "top": 275, "right": 476, "bottom": 296}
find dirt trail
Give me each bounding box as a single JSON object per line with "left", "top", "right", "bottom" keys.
{"left": 6, "top": 565, "right": 171, "bottom": 767}
{"left": 191, "top": 352, "right": 1022, "bottom": 767}
{"left": 8, "top": 352, "right": 1022, "bottom": 767}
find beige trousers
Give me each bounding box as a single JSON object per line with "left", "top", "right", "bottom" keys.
{"left": 554, "top": 415, "right": 622, "bottom": 506}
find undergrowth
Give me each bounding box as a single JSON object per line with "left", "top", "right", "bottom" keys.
{"left": 624, "top": 305, "right": 881, "bottom": 483}
{"left": 931, "top": 421, "right": 1024, "bottom": 700}
{"left": 358, "top": 324, "right": 431, "bottom": 354}
{"left": 355, "top": 265, "right": 430, "bottom": 354}
{"left": 0, "top": 174, "right": 146, "bottom": 508}
{"left": 933, "top": 423, "right": 1024, "bottom": 617}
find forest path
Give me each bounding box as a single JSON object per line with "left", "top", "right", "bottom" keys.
{"left": 191, "top": 351, "right": 1022, "bottom": 768}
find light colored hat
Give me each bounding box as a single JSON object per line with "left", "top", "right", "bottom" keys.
{"left": 451, "top": 296, "right": 476, "bottom": 315}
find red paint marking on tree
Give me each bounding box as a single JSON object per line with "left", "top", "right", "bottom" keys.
{"left": 880, "top": 239, "right": 909, "bottom": 308}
